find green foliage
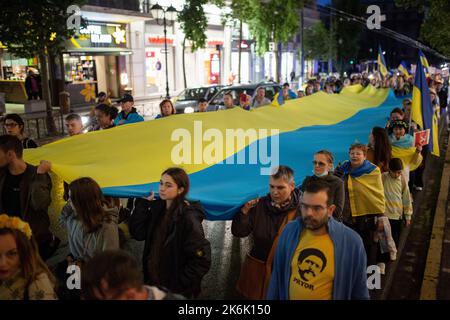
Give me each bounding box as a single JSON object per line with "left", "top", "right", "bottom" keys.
{"left": 247, "top": 0, "right": 304, "bottom": 56}
{"left": 303, "top": 21, "right": 336, "bottom": 61}
{"left": 213, "top": 0, "right": 304, "bottom": 56}
{"left": 178, "top": 0, "right": 208, "bottom": 52}
{"left": 396, "top": 0, "right": 450, "bottom": 57}
{"left": 332, "top": 0, "right": 362, "bottom": 68}
{"left": 0, "top": 0, "right": 88, "bottom": 57}
{"left": 420, "top": 0, "right": 450, "bottom": 57}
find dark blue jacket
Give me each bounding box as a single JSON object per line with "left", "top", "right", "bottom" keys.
{"left": 267, "top": 217, "right": 369, "bottom": 300}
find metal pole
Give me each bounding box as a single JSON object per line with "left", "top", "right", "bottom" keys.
{"left": 163, "top": 13, "right": 170, "bottom": 99}
{"left": 300, "top": 9, "right": 304, "bottom": 84}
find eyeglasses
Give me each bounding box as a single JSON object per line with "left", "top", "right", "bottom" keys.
{"left": 312, "top": 161, "right": 327, "bottom": 167}
{"left": 300, "top": 202, "right": 328, "bottom": 213}
{"left": 4, "top": 123, "right": 18, "bottom": 128}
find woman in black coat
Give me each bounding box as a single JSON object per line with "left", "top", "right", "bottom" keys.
{"left": 128, "top": 167, "right": 211, "bottom": 298}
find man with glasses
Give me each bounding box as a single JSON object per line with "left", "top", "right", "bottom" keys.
{"left": 267, "top": 179, "right": 369, "bottom": 300}
{"left": 3, "top": 114, "right": 38, "bottom": 149}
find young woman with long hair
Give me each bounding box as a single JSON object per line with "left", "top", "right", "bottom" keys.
{"left": 0, "top": 215, "right": 57, "bottom": 300}
{"left": 367, "top": 127, "right": 392, "bottom": 172}
{"left": 59, "top": 177, "right": 119, "bottom": 262}
{"left": 128, "top": 167, "right": 211, "bottom": 298}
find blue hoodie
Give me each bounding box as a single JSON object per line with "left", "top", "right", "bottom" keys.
{"left": 267, "top": 217, "right": 369, "bottom": 300}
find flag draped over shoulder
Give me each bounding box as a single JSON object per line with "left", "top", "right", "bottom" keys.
{"left": 378, "top": 45, "right": 388, "bottom": 78}
{"left": 412, "top": 57, "right": 440, "bottom": 156}
{"left": 340, "top": 160, "right": 385, "bottom": 217}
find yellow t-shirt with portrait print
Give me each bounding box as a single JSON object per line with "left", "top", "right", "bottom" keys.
{"left": 289, "top": 229, "right": 335, "bottom": 300}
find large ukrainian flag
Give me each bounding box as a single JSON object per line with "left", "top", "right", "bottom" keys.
{"left": 412, "top": 57, "right": 440, "bottom": 157}
{"left": 24, "top": 85, "right": 405, "bottom": 220}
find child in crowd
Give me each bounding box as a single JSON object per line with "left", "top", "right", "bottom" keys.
{"left": 381, "top": 158, "right": 413, "bottom": 247}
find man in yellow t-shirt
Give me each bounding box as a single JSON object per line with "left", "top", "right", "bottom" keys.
{"left": 289, "top": 230, "right": 334, "bottom": 299}
{"left": 267, "top": 179, "right": 369, "bottom": 300}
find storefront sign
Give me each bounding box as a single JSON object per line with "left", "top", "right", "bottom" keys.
{"left": 91, "top": 34, "right": 112, "bottom": 44}
{"left": 207, "top": 40, "right": 224, "bottom": 47}
{"left": 68, "top": 22, "right": 128, "bottom": 49}
{"left": 146, "top": 34, "right": 175, "bottom": 46}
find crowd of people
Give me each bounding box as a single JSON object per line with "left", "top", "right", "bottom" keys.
{"left": 0, "top": 68, "right": 448, "bottom": 300}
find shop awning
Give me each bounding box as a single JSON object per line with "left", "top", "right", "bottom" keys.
{"left": 65, "top": 47, "right": 133, "bottom": 56}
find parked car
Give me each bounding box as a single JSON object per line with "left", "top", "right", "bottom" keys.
{"left": 207, "top": 82, "right": 281, "bottom": 111}
{"left": 174, "top": 85, "right": 224, "bottom": 113}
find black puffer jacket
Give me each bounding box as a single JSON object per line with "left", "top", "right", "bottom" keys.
{"left": 231, "top": 188, "right": 301, "bottom": 262}
{"left": 128, "top": 198, "right": 211, "bottom": 298}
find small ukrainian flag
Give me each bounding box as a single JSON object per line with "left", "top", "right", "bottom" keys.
{"left": 377, "top": 45, "right": 388, "bottom": 78}
{"left": 398, "top": 61, "right": 410, "bottom": 78}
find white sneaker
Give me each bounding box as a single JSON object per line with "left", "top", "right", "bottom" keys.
{"left": 377, "top": 262, "right": 386, "bottom": 275}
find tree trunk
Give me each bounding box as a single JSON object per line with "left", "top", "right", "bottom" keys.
{"left": 238, "top": 19, "right": 242, "bottom": 83}
{"left": 39, "top": 50, "right": 57, "bottom": 135}
{"left": 182, "top": 38, "right": 187, "bottom": 89}
{"left": 275, "top": 44, "right": 280, "bottom": 83}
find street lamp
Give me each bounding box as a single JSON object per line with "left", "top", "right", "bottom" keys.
{"left": 150, "top": 3, "right": 178, "bottom": 99}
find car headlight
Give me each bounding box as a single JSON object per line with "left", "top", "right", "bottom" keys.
{"left": 184, "top": 107, "right": 194, "bottom": 114}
